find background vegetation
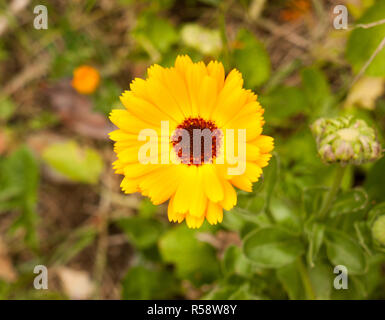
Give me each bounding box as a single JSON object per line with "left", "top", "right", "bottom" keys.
{"left": 0, "top": 0, "right": 385, "bottom": 299}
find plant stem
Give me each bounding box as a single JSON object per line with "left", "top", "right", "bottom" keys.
{"left": 351, "top": 35, "right": 385, "bottom": 87}
{"left": 264, "top": 154, "right": 278, "bottom": 224}
{"left": 297, "top": 257, "right": 316, "bottom": 300}
{"left": 319, "top": 165, "right": 346, "bottom": 221}
{"left": 265, "top": 207, "right": 276, "bottom": 224}
{"left": 219, "top": 2, "right": 231, "bottom": 70}
{"left": 92, "top": 174, "right": 112, "bottom": 299}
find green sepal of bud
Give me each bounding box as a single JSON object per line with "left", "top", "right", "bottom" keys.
{"left": 311, "top": 116, "right": 383, "bottom": 165}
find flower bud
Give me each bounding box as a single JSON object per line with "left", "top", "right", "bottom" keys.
{"left": 372, "top": 215, "right": 385, "bottom": 246}
{"left": 311, "top": 116, "right": 382, "bottom": 165}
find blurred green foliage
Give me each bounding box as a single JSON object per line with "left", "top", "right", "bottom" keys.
{"left": 347, "top": 1, "right": 385, "bottom": 76}
{"left": 0, "top": 147, "right": 40, "bottom": 249}
{"left": 42, "top": 141, "right": 104, "bottom": 184}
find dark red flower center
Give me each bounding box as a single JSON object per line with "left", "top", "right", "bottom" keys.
{"left": 171, "top": 117, "right": 222, "bottom": 165}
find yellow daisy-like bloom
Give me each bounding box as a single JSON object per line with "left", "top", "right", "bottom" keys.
{"left": 109, "top": 55, "right": 274, "bottom": 228}
{"left": 71, "top": 65, "right": 100, "bottom": 94}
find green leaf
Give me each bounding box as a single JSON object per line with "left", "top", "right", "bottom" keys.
{"left": 305, "top": 222, "right": 325, "bottom": 267}
{"left": 354, "top": 221, "right": 372, "bottom": 255}
{"left": 360, "top": 254, "right": 385, "bottom": 297}
{"left": 347, "top": 0, "right": 376, "bottom": 19}
{"left": 159, "top": 225, "right": 220, "bottom": 286}
{"left": 0, "top": 146, "right": 40, "bottom": 249}
{"left": 233, "top": 29, "right": 270, "bottom": 88}
{"left": 203, "top": 280, "right": 255, "bottom": 300}
{"left": 42, "top": 141, "right": 103, "bottom": 184}
{"left": 121, "top": 266, "right": 179, "bottom": 299}
{"left": 203, "top": 272, "right": 263, "bottom": 300}
{"left": 203, "top": 284, "right": 236, "bottom": 300}
{"left": 329, "top": 189, "right": 368, "bottom": 218}
{"left": 367, "top": 202, "right": 385, "bottom": 225}
{"left": 301, "top": 67, "right": 333, "bottom": 116}
{"left": 260, "top": 86, "right": 307, "bottom": 126}
{"left": 346, "top": 1, "right": 385, "bottom": 76}
{"left": 222, "top": 207, "right": 257, "bottom": 232}
{"left": 222, "top": 245, "right": 255, "bottom": 277}
{"left": 278, "top": 259, "right": 332, "bottom": 300}
{"left": 325, "top": 229, "right": 367, "bottom": 275}
{"left": 228, "top": 283, "right": 253, "bottom": 300}
{"left": 133, "top": 12, "right": 178, "bottom": 57}
{"left": 302, "top": 186, "right": 328, "bottom": 218}
{"left": 117, "top": 217, "right": 164, "bottom": 249}
{"left": 269, "top": 199, "right": 301, "bottom": 232}
{"left": 138, "top": 198, "right": 158, "bottom": 218}
{"left": 308, "top": 262, "right": 333, "bottom": 300}
{"left": 243, "top": 227, "right": 305, "bottom": 268}
{"left": 277, "top": 262, "right": 305, "bottom": 300}
{"left": 365, "top": 156, "right": 385, "bottom": 202}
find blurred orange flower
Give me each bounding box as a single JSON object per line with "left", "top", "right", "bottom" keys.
{"left": 280, "top": 0, "right": 311, "bottom": 22}
{"left": 71, "top": 65, "right": 100, "bottom": 94}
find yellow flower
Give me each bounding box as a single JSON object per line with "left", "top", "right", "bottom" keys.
{"left": 109, "top": 55, "right": 274, "bottom": 228}
{"left": 71, "top": 65, "right": 100, "bottom": 94}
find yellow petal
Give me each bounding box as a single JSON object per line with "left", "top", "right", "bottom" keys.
{"left": 175, "top": 55, "right": 193, "bottom": 75}
{"left": 173, "top": 166, "right": 194, "bottom": 213}
{"left": 162, "top": 68, "right": 192, "bottom": 117}
{"left": 185, "top": 61, "right": 207, "bottom": 116}
{"left": 185, "top": 213, "right": 205, "bottom": 229}
{"left": 120, "top": 177, "right": 139, "bottom": 194}
{"left": 206, "top": 201, "right": 223, "bottom": 225}
{"left": 109, "top": 110, "right": 156, "bottom": 134}
{"left": 198, "top": 75, "right": 218, "bottom": 119}
{"left": 123, "top": 163, "right": 158, "bottom": 179}
{"left": 109, "top": 129, "right": 138, "bottom": 142}
{"left": 167, "top": 196, "right": 177, "bottom": 222}
{"left": 245, "top": 162, "right": 263, "bottom": 182}
{"left": 251, "top": 135, "right": 275, "bottom": 153}
{"left": 145, "top": 76, "right": 185, "bottom": 123}
{"left": 256, "top": 153, "right": 273, "bottom": 168}
{"left": 207, "top": 60, "right": 225, "bottom": 92}
{"left": 189, "top": 167, "right": 208, "bottom": 217}
{"left": 230, "top": 175, "right": 252, "bottom": 192}
{"left": 212, "top": 87, "right": 248, "bottom": 126}
{"left": 130, "top": 77, "right": 148, "bottom": 99}
{"left": 112, "top": 159, "right": 125, "bottom": 174}
{"left": 202, "top": 165, "right": 224, "bottom": 202}
{"left": 220, "top": 180, "right": 237, "bottom": 210}
{"left": 246, "top": 143, "right": 260, "bottom": 161}
{"left": 168, "top": 196, "right": 186, "bottom": 223}
{"left": 139, "top": 166, "right": 180, "bottom": 205}
{"left": 116, "top": 145, "right": 141, "bottom": 164}
{"left": 120, "top": 91, "right": 175, "bottom": 127}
